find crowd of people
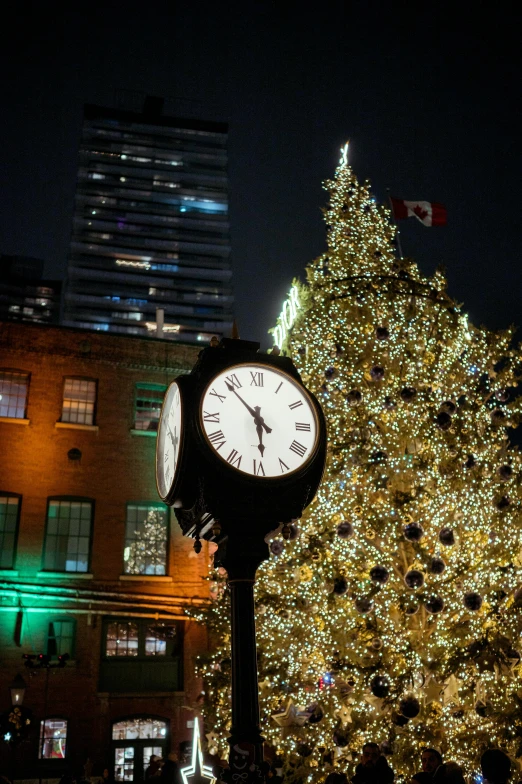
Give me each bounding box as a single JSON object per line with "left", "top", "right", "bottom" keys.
{"left": 0, "top": 744, "right": 515, "bottom": 783}
{"left": 325, "top": 743, "right": 514, "bottom": 784}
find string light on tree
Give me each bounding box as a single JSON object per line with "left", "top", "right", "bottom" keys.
{"left": 194, "top": 147, "right": 522, "bottom": 781}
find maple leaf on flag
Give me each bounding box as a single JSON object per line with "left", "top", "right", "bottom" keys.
{"left": 413, "top": 204, "right": 428, "bottom": 221}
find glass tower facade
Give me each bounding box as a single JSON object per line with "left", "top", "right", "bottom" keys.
{"left": 62, "top": 104, "right": 233, "bottom": 344}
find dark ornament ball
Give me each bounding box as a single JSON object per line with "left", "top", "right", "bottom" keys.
{"left": 464, "top": 454, "right": 476, "bottom": 469}
{"left": 374, "top": 250, "right": 382, "bottom": 258}
{"left": 298, "top": 346, "right": 306, "bottom": 355}
{"left": 325, "top": 367, "right": 337, "bottom": 379}
{"left": 371, "top": 450, "right": 388, "bottom": 464}
{"left": 346, "top": 389, "right": 362, "bottom": 406}
{"left": 335, "top": 343, "right": 344, "bottom": 356}
{"left": 404, "top": 570, "right": 425, "bottom": 589}
{"left": 370, "top": 565, "right": 390, "bottom": 585}
{"left": 439, "top": 527, "right": 455, "bottom": 546}
{"left": 475, "top": 702, "right": 489, "bottom": 718}
{"left": 496, "top": 495, "right": 511, "bottom": 510}
{"left": 270, "top": 540, "right": 284, "bottom": 556}
{"left": 403, "top": 522, "right": 425, "bottom": 542}
{"left": 404, "top": 600, "right": 420, "bottom": 616}
{"left": 308, "top": 704, "right": 324, "bottom": 724}
{"left": 370, "top": 675, "right": 390, "bottom": 699}
{"left": 399, "top": 696, "right": 420, "bottom": 719}
{"left": 429, "top": 557, "right": 446, "bottom": 575}
{"left": 384, "top": 396, "right": 396, "bottom": 410}
{"left": 496, "top": 388, "right": 510, "bottom": 402}
{"left": 464, "top": 592, "right": 483, "bottom": 611}
{"left": 441, "top": 400, "right": 457, "bottom": 415}
{"left": 392, "top": 712, "right": 409, "bottom": 727}
{"left": 297, "top": 744, "right": 313, "bottom": 757}
{"left": 337, "top": 521, "right": 354, "bottom": 539}
{"left": 491, "top": 409, "right": 506, "bottom": 424}
{"left": 436, "top": 412, "right": 452, "bottom": 431}
{"left": 333, "top": 731, "right": 349, "bottom": 748}
{"left": 400, "top": 387, "right": 417, "bottom": 402}
{"left": 370, "top": 365, "right": 385, "bottom": 381}
{"left": 333, "top": 577, "right": 348, "bottom": 595}
{"left": 498, "top": 464, "right": 513, "bottom": 480}
{"left": 375, "top": 326, "right": 390, "bottom": 341}
{"left": 354, "top": 596, "right": 373, "bottom": 614}
{"left": 425, "top": 595, "right": 445, "bottom": 614}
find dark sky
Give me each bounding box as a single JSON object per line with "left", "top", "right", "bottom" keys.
{"left": 1, "top": 2, "right": 520, "bottom": 348}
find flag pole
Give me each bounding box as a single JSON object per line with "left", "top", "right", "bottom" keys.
{"left": 386, "top": 188, "right": 404, "bottom": 260}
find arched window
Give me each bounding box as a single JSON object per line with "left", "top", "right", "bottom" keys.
{"left": 112, "top": 717, "right": 168, "bottom": 782}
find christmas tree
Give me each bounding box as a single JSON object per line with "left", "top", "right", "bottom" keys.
{"left": 197, "top": 146, "right": 522, "bottom": 780}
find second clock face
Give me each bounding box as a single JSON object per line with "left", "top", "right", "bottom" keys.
{"left": 200, "top": 363, "right": 318, "bottom": 478}
{"left": 156, "top": 380, "right": 183, "bottom": 500}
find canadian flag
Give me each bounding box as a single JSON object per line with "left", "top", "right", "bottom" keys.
{"left": 391, "top": 198, "right": 447, "bottom": 227}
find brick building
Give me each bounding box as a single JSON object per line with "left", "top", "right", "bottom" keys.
{"left": 0, "top": 320, "right": 212, "bottom": 782}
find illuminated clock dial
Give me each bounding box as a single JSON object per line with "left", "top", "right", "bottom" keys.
{"left": 200, "top": 363, "right": 319, "bottom": 478}
{"left": 156, "top": 380, "right": 183, "bottom": 501}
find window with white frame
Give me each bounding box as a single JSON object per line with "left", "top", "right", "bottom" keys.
{"left": 43, "top": 499, "right": 93, "bottom": 573}
{"left": 123, "top": 503, "right": 168, "bottom": 575}
{"left": 61, "top": 378, "right": 96, "bottom": 425}
{"left": 134, "top": 383, "right": 166, "bottom": 432}
{"left": 39, "top": 718, "right": 67, "bottom": 759}
{"left": 0, "top": 494, "right": 21, "bottom": 569}
{"left": 0, "top": 370, "right": 29, "bottom": 419}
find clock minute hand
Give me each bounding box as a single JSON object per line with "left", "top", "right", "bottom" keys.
{"left": 225, "top": 382, "right": 272, "bottom": 434}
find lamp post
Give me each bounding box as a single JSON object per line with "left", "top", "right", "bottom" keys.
{"left": 9, "top": 674, "right": 26, "bottom": 708}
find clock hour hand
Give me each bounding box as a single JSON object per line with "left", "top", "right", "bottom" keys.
{"left": 255, "top": 413, "right": 265, "bottom": 457}
{"left": 225, "top": 382, "right": 272, "bottom": 434}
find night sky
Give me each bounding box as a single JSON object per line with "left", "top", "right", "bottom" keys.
{"left": 1, "top": 2, "right": 520, "bottom": 348}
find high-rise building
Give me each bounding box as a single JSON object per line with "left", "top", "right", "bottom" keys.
{"left": 0, "top": 254, "right": 61, "bottom": 324}
{"left": 62, "top": 100, "right": 234, "bottom": 344}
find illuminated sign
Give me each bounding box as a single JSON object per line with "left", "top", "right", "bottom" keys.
{"left": 272, "top": 285, "right": 300, "bottom": 348}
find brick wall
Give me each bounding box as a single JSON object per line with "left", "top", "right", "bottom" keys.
{"left": 0, "top": 321, "right": 212, "bottom": 780}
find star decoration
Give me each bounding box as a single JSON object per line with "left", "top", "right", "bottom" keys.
{"left": 443, "top": 675, "right": 462, "bottom": 705}
{"left": 181, "top": 719, "right": 216, "bottom": 784}
{"left": 423, "top": 676, "right": 444, "bottom": 704}
{"left": 4, "top": 732, "right": 11, "bottom": 742}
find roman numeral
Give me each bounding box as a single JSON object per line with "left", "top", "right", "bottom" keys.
{"left": 165, "top": 465, "right": 171, "bottom": 483}
{"left": 279, "top": 458, "right": 290, "bottom": 473}
{"left": 275, "top": 381, "right": 283, "bottom": 394}
{"left": 208, "top": 430, "right": 226, "bottom": 450}
{"left": 289, "top": 440, "right": 307, "bottom": 457}
{"left": 225, "top": 374, "right": 242, "bottom": 389}
{"left": 203, "top": 411, "right": 220, "bottom": 423}
{"left": 164, "top": 452, "right": 170, "bottom": 463}
{"left": 250, "top": 371, "right": 264, "bottom": 387}
{"left": 226, "top": 449, "right": 242, "bottom": 468}
{"left": 253, "top": 460, "right": 265, "bottom": 476}
{"left": 295, "top": 422, "right": 311, "bottom": 431}
{"left": 209, "top": 388, "right": 226, "bottom": 403}
{"left": 289, "top": 400, "right": 303, "bottom": 410}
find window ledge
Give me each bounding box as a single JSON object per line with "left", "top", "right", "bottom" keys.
{"left": 0, "top": 569, "right": 18, "bottom": 577}
{"left": 130, "top": 428, "right": 157, "bottom": 437}
{"left": 37, "top": 571, "right": 94, "bottom": 580}
{"left": 55, "top": 422, "right": 99, "bottom": 432}
{"left": 119, "top": 574, "right": 173, "bottom": 582}
{"left": 0, "top": 416, "right": 30, "bottom": 425}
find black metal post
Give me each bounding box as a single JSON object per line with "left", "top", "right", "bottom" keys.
{"left": 218, "top": 536, "right": 269, "bottom": 782}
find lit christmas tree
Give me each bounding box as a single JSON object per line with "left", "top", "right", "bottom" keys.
{"left": 197, "top": 147, "right": 522, "bottom": 780}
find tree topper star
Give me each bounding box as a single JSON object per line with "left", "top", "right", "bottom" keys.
{"left": 180, "top": 719, "right": 216, "bottom": 784}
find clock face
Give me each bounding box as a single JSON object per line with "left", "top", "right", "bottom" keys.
{"left": 200, "top": 363, "right": 318, "bottom": 478}
{"left": 156, "top": 380, "right": 183, "bottom": 500}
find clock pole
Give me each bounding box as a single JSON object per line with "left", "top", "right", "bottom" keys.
{"left": 217, "top": 535, "right": 268, "bottom": 780}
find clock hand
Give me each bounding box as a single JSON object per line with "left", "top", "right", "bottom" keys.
{"left": 225, "top": 382, "right": 272, "bottom": 434}
{"left": 255, "top": 416, "right": 265, "bottom": 457}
